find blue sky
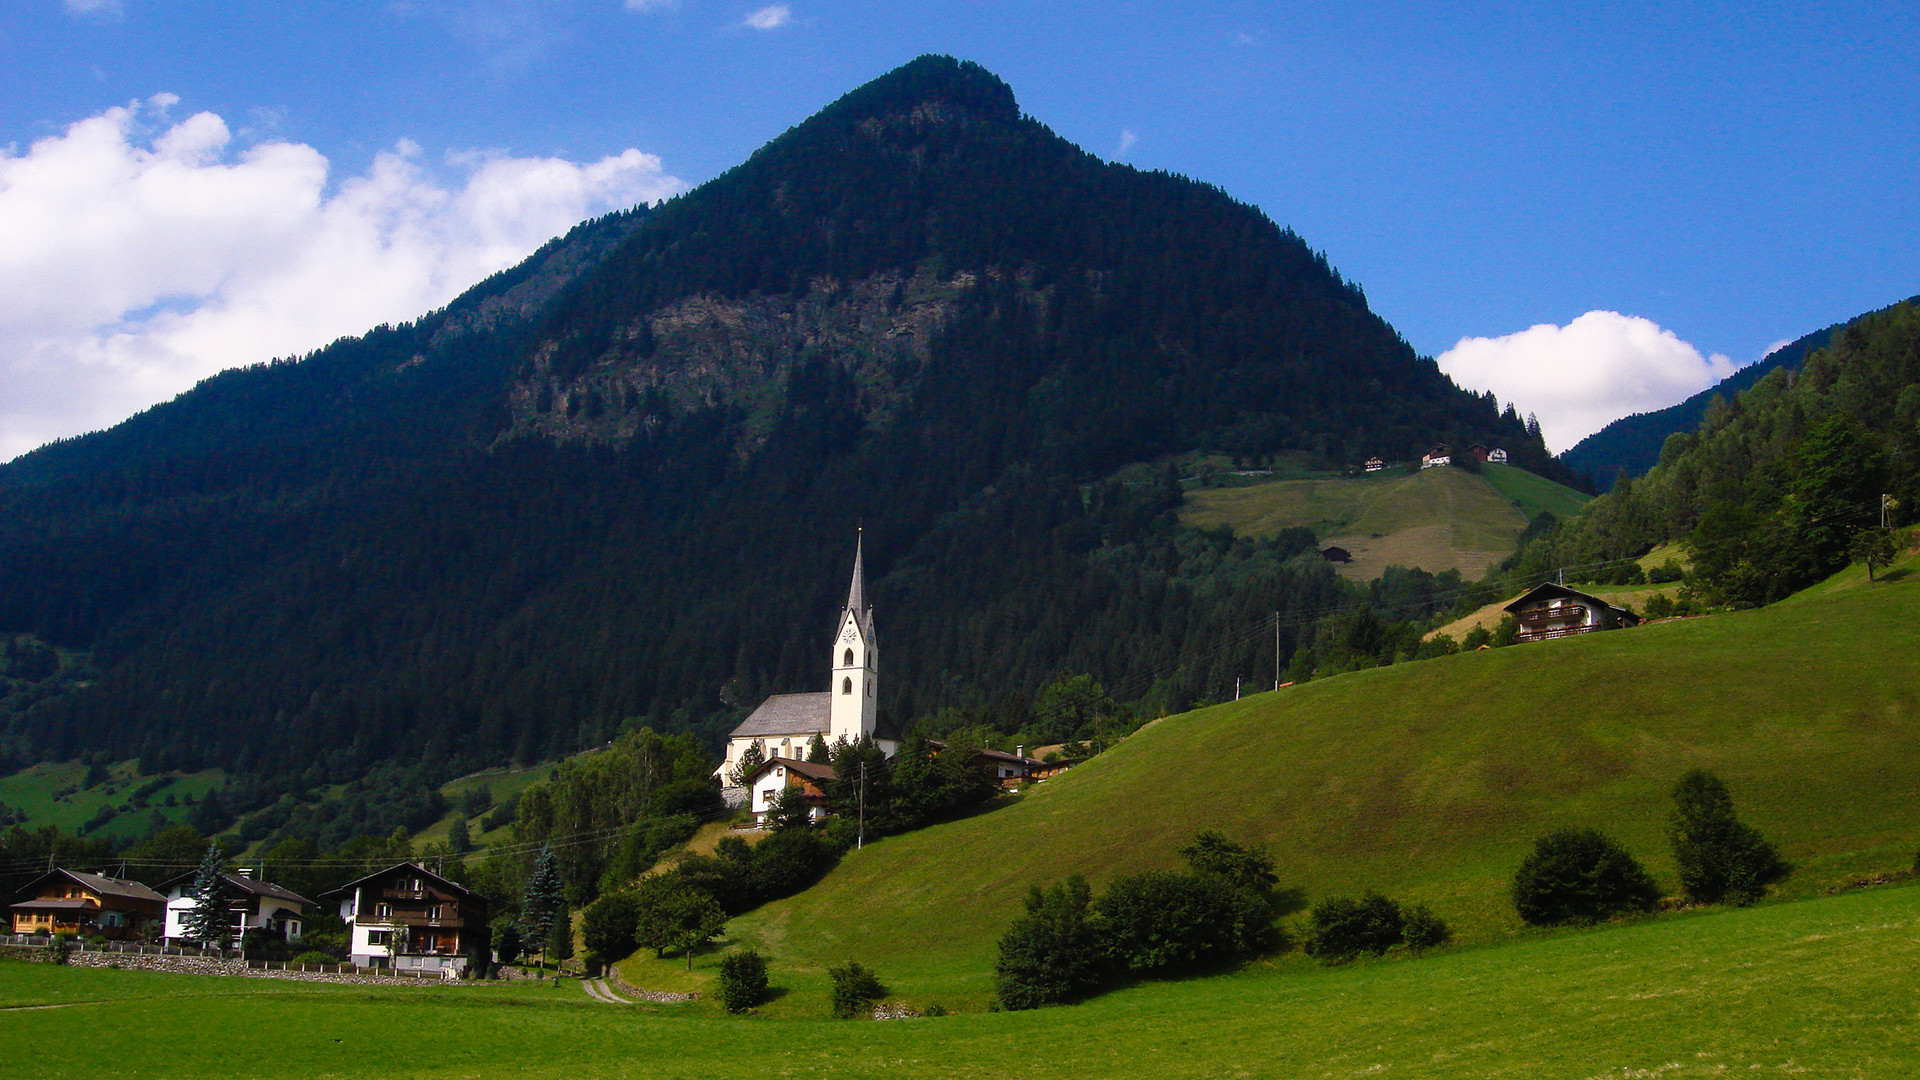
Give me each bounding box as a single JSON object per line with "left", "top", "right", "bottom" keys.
{"left": 3, "top": 1, "right": 1916, "bottom": 459}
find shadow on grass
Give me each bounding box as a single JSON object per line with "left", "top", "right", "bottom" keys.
{"left": 1877, "top": 567, "right": 1911, "bottom": 583}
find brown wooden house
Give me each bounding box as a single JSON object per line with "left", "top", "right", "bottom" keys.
{"left": 322, "top": 862, "right": 488, "bottom": 974}
{"left": 8, "top": 868, "right": 165, "bottom": 940}
{"left": 1503, "top": 582, "right": 1641, "bottom": 642}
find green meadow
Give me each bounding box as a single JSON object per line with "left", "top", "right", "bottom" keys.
{"left": 1179, "top": 465, "right": 1583, "bottom": 581}
{"left": 6, "top": 882, "right": 1916, "bottom": 1079}
{"left": 709, "top": 549, "right": 1920, "bottom": 1011}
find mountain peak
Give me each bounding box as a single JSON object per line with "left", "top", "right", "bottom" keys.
{"left": 811, "top": 55, "right": 1020, "bottom": 130}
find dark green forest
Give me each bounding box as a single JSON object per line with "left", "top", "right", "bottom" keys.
{"left": 0, "top": 57, "right": 1558, "bottom": 832}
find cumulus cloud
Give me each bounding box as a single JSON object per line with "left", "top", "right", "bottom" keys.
{"left": 1435, "top": 310, "right": 1740, "bottom": 454}
{"left": 742, "top": 4, "right": 792, "bottom": 30}
{"left": 0, "top": 94, "right": 684, "bottom": 462}
{"left": 1115, "top": 128, "right": 1138, "bottom": 158}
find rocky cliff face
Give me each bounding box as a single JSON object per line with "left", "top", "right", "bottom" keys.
{"left": 506, "top": 264, "right": 985, "bottom": 452}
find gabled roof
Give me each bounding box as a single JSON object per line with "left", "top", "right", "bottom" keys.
{"left": 729, "top": 692, "right": 833, "bottom": 739}
{"left": 744, "top": 755, "right": 838, "bottom": 786}
{"left": 1502, "top": 581, "right": 1611, "bottom": 613}
{"left": 157, "top": 869, "right": 315, "bottom": 910}
{"left": 12, "top": 869, "right": 165, "bottom": 906}
{"left": 317, "top": 862, "right": 487, "bottom": 903}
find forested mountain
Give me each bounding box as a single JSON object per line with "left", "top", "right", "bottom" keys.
{"left": 0, "top": 57, "right": 1554, "bottom": 820}
{"left": 1558, "top": 295, "right": 1917, "bottom": 487}
{"left": 1514, "top": 300, "right": 1920, "bottom": 602}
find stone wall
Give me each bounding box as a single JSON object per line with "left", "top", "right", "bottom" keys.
{"left": 2, "top": 943, "right": 461, "bottom": 987}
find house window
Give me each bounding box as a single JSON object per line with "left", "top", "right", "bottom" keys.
{"left": 410, "top": 879, "right": 423, "bottom": 892}
{"left": 843, "top": 648, "right": 854, "bottom": 667}
{"left": 842, "top": 677, "right": 852, "bottom": 695}
{"left": 368, "top": 930, "right": 390, "bottom": 946}
{"left": 376, "top": 903, "right": 392, "bottom": 917}
{"left": 429, "top": 906, "right": 443, "bottom": 920}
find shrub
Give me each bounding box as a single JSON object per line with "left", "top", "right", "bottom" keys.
{"left": 828, "top": 960, "right": 886, "bottom": 1019}
{"left": 1512, "top": 828, "right": 1661, "bottom": 925}
{"left": 717, "top": 949, "right": 769, "bottom": 1014}
{"left": 291, "top": 951, "right": 338, "bottom": 966}
{"left": 1401, "top": 903, "right": 1451, "bottom": 953}
{"left": 993, "top": 875, "right": 1110, "bottom": 1010}
{"left": 1668, "top": 769, "right": 1787, "bottom": 905}
{"left": 1094, "top": 870, "right": 1267, "bottom": 974}
{"left": 1306, "top": 892, "right": 1403, "bottom": 962}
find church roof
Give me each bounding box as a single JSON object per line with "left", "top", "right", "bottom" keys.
{"left": 729, "top": 692, "right": 832, "bottom": 739}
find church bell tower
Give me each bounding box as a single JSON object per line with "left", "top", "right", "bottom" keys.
{"left": 828, "top": 532, "right": 878, "bottom": 745}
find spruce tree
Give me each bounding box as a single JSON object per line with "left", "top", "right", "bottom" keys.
{"left": 520, "top": 844, "right": 565, "bottom": 967}
{"left": 182, "top": 841, "right": 233, "bottom": 950}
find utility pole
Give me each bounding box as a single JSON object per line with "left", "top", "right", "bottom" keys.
{"left": 1273, "top": 611, "right": 1280, "bottom": 690}
{"left": 857, "top": 760, "right": 866, "bottom": 851}
{"left": 1235, "top": 675, "right": 1242, "bottom": 701}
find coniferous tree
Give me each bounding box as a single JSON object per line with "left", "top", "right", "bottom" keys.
{"left": 182, "top": 842, "right": 232, "bottom": 950}
{"left": 519, "top": 844, "right": 565, "bottom": 966}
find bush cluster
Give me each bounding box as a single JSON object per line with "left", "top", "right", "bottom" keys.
{"left": 829, "top": 961, "right": 886, "bottom": 1019}
{"left": 1511, "top": 769, "right": 1788, "bottom": 926}
{"left": 993, "top": 831, "right": 1286, "bottom": 1010}
{"left": 717, "top": 949, "right": 769, "bottom": 1014}
{"left": 1512, "top": 827, "right": 1662, "bottom": 925}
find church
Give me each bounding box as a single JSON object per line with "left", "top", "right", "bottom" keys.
{"left": 717, "top": 534, "right": 901, "bottom": 803}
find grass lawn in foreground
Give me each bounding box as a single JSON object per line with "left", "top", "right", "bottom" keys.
{"left": 5, "top": 883, "right": 1916, "bottom": 1079}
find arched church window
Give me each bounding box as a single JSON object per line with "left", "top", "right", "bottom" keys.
{"left": 843, "top": 648, "right": 854, "bottom": 667}
{"left": 842, "top": 677, "right": 852, "bottom": 695}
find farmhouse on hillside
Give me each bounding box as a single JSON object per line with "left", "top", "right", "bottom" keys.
{"left": 1503, "top": 582, "right": 1642, "bottom": 642}
{"left": 717, "top": 535, "right": 901, "bottom": 805}
{"left": 159, "top": 868, "right": 315, "bottom": 950}
{"left": 1422, "top": 444, "right": 1452, "bottom": 468}
{"left": 1488, "top": 447, "right": 1509, "bottom": 463}
{"left": 1364, "top": 457, "right": 1386, "bottom": 473}
{"left": 7, "top": 868, "right": 165, "bottom": 940}
{"left": 321, "top": 862, "right": 488, "bottom": 975}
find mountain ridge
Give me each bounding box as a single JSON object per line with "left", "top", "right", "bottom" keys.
{"left": 0, "top": 56, "right": 1561, "bottom": 818}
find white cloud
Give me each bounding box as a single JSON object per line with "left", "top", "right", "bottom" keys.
{"left": 624, "top": 0, "right": 675, "bottom": 10}
{"left": 742, "top": 4, "right": 792, "bottom": 30}
{"left": 0, "top": 94, "right": 685, "bottom": 462}
{"left": 1115, "top": 128, "right": 1138, "bottom": 158}
{"left": 1435, "top": 310, "right": 1739, "bottom": 454}
{"left": 1761, "top": 337, "right": 1795, "bottom": 358}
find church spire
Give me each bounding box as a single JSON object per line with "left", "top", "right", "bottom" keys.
{"left": 845, "top": 529, "right": 867, "bottom": 616}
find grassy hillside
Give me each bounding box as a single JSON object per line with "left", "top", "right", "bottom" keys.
{"left": 1180, "top": 465, "right": 1534, "bottom": 580}
{"left": 713, "top": 550, "right": 1920, "bottom": 1004}
{"left": 1479, "top": 461, "right": 1592, "bottom": 521}
{"left": 0, "top": 762, "right": 223, "bottom": 843}
{"left": 11, "top": 882, "right": 1918, "bottom": 1077}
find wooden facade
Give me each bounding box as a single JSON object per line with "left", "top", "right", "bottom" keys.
{"left": 8, "top": 869, "right": 165, "bottom": 940}
{"left": 323, "top": 863, "right": 488, "bottom": 974}
{"left": 1502, "top": 582, "right": 1641, "bottom": 642}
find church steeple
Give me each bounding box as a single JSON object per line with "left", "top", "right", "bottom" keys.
{"left": 829, "top": 530, "right": 878, "bottom": 744}
{"left": 846, "top": 529, "right": 867, "bottom": 616}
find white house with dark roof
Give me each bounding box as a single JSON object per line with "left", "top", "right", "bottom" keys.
{"left": 160, "top": 868, "right": 315, "bottom": 949}
{"left": 717, "top": 534, "right": 900, "bottom": 804}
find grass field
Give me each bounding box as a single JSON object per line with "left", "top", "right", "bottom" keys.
{"left": 7, "top": 882, "right": 1917, "bottom": 1079}
{"left": 1181, "top": 466, "right": 1535, "bottom": 580}
{"left": 703, "top": 551, "right": 1920, "bottom": 1011}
